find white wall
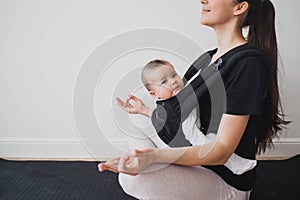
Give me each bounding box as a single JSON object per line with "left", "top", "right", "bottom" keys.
{"left": 0, "top": 0, "right": 299, "bottom": 160}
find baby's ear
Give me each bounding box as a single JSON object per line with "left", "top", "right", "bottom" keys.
{"left": 149, "top": 90, "right": 157, "bottom": 98}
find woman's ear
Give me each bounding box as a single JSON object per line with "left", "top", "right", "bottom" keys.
{"left": 234, "top": 1, "right": 249, "bottom": 16}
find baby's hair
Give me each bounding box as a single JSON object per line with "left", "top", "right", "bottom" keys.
{"left": 141, "top": 59, "right": 174, "bottom": 91}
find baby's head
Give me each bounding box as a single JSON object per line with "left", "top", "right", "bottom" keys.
{"left": 141, "top": 59, "right": 184, "bottom": 100}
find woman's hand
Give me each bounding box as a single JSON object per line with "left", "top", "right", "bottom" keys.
{"left": 98, "top": 157, "right": 139, "bottom": 175}
{"left": 118, "top": 148, "right": 157, "bottom": 173}
{"left": 116, "top": 95, "right": 152, "bottom": 117}
{"left": 98, "top": 148, "right": 157, "bottom": 175}
{"left": 98, "top": 157, "right": 121, "bottom": 174}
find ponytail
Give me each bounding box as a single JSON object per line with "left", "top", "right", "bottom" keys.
{"left": 238, "top": 0, "right": 290, "bottom": 154}
{"left": 247, "top": 0, "right": 277, "bottom": 69}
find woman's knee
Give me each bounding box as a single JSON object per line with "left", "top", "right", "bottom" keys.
{"left": 118, "top": 173, "right": 140, "bottom": 197}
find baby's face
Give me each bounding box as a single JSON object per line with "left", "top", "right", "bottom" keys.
{"left": 147, "top": 64, "right": 184, "bottom": 99}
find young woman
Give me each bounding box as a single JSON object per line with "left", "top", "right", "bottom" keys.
{"left": 99, "top": 0, "right": 289, "bottom": 199}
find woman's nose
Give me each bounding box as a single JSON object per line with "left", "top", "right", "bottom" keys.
{"left": 201, "top": 0, "right": 208, "bottom": 4}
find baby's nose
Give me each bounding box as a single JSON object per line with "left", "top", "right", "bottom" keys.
{"left": 171, "top": 79, "right": 177, "bottom": 85}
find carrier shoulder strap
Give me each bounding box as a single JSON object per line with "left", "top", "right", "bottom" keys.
{"left": 182, "top": 50, "right": 215, "bottom": 85}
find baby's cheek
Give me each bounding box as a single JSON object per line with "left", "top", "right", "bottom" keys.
{"left": 160, "top": 87, "right": 173, "bottom": 99}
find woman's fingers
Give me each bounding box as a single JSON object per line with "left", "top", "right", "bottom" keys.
{"left": 98, "top": 149, "right": 156, "bottom": 175}
{"left": 115, "top": 97, "right": 124, "bottom": 105}
{"left": 98, "top": 163, "right": 120, "bottom": 173}
{"left": 116, "top": 95, "right": 145, "bottom": 114}
{"left": 98, "top": 157, "right": 121, "bottom": 173}
{"left": 116, "top": 97, "right": 127, "bottom": 108}
{"left": 98, "top": 159, "right": 136, "bottom": 175}
{"left": 119, "top": 149, "right": 156, "bottom": 173}
{"left": 98, "top": 163, "right": 114, "bottom": 172}
{"left": 128, "top": 95, "right": 140, "bottom": 102}
{"left": 117, "top": 156, "right": 138, "bottom": 176}
{"left": 116, "top": 97, "right": 133, "bottom": 113}
{"left": 118, "top": 156, "right": 129, "bottom": 172}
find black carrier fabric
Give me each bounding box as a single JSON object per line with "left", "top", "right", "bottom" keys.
{"left": 151, "top": 43, "right": 270, "bottom": 191}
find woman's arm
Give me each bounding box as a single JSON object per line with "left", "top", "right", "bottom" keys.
{"left": 154, "top": 114, "right": 250, "bottom": 166}
{"left": 99, "top": 114, "right": 250, "bottom": 174}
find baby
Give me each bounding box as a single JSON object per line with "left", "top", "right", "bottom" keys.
{"left": 117, "top": 59, "right": 256, "bottom": 175}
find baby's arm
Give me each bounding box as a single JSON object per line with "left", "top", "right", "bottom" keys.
{"left": 116, "top": 95, "right": 153, "bottom": 117}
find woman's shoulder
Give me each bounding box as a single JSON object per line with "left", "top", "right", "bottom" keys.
{"left": 217, "top": 43, "right": 269, "bottom": 73}
{"left": 206, "top": 43, "right": 267, "bottom": 70}
{"left": 221, "top": 43, "right": 264, "bottom": 62}
{"left": 207, "top": 43, "right": 262, "bottom": 56}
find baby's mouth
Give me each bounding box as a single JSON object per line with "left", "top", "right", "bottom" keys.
{"left": 172, "top": 86, "right": 181, "bottom": 94}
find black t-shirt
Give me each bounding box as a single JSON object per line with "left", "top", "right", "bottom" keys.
{"left": 198, "top": 46, "right": 268, "bottom": 160}
{"left": 152, "top": 43, "right": 270, "bottom": 191}
{"left": 192, "top": 43, "right": 269, "bottom": 191}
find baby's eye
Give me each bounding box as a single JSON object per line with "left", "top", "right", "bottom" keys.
{"left": 161, "top": 80, "right": 167, "bottom": 85}
{"left": 172, "top": 73, "right": 177, "bottom": 78}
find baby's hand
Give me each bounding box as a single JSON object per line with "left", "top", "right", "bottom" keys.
{"left": 116, "top": 95, "right": 152, "bottom": 117}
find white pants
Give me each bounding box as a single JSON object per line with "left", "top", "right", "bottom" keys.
{"left": 119, "top": 116, "right": 250, "bottom": 200}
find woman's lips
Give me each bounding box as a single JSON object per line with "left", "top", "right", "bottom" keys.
{"left": 202, "top": 9, "right": 210, "bottom": 13}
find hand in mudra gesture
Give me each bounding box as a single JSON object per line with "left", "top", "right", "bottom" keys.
{"left": 116, "top": 95, "right": 152, "bottom": 117}
{"left": 98, "top": 148, "right": 157, "bottom": 175}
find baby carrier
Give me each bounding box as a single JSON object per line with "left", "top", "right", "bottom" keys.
{"left": 151, "top": 44, "right": 268, "bottom": 147}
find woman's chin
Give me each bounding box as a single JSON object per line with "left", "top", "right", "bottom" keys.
{"left": 200, "top": 20, "right": 210, "bottom": 26}
{"left": 200, "top": 17, "right": 213, "bottom": 27}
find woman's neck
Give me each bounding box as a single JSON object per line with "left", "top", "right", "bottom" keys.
{"left": 211, "top": 24, "right": 247, "bottom": 62}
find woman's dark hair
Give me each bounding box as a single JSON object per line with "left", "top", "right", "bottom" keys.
{"left": 236, "top": 0, "right": 290, "bottom": 154}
